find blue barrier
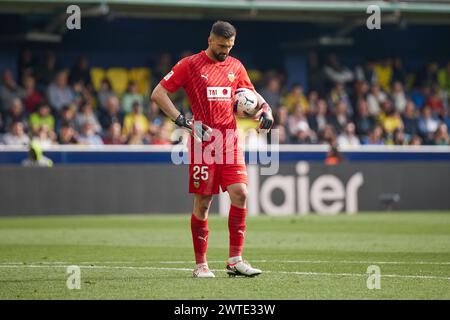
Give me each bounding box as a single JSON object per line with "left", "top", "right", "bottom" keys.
{"left": 1, "top": 145, "right": 450, "bottom": 164}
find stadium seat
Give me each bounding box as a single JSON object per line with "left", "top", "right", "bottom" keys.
{"left": 128, "top": 67, "right": 151, "bottom": 95}
{"left": 106, "top": 67, "right": 129, "bottom": 96}
{"left": 90, "top": 67, "right": 106, "bottom": 91}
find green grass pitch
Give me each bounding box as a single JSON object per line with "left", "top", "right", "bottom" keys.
{"left": 0, "top": 212, "right": 449, "bottom": 299}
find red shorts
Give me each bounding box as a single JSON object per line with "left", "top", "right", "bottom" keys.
{"left": 189, "top": 162, "right": 247, "bottom": 195}
{"left": 188, "top": 133, "right": 247, "bottom": 195}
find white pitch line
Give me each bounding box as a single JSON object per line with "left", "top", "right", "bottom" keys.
{"left": 1, "top": 259, "right": 450, "bottom": 266}
{"left": 0, "top": 264, "right": 449, "bottom": 281}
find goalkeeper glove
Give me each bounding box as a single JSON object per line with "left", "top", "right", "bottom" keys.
{"left": 258, "top": 102, "right": 274, "bottom": 132}
{"left": 174, "top": 113, "right": 212, "bottom": 143}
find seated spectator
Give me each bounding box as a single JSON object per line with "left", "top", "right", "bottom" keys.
{"left": 78, "top": 121, "right": 103, "bottom": 146}
{"left": 102, "top": 122, "right": 126, "bottom": 145}
{"left": 0, "top": 69, "right": 26, "bottom": 112}
{"left": 355, "top": 60, "right": 377, "bottom": 85}
{"left": 318, "top": 124, "right": 337, "bottom": 145}
{"left": 323, "top": 54, "right": 354, "bottom": 87}
{"left": 418, "top": 105, "right": 440, "bottom": 144}
{"left": 271, "top": 124, "right": 289, "bottom": 144}
{"left": 58, "top": 123, "right": 79, "bottom": 145}
{"left": 353, "top": 99, "right": 375, "bottom": 140}
{"left": 418, "top": 62, "right": 439, "bottom": 88}
{"left": 97, "top": 78, "right": 116, "bottom": 111}
{"left": 274, "top": 105, "right": 289, "bottom": 127}
{"left": 307, "top": 99, "right": 329, "bottom": 133}
{"left": 151, "top": 124, "right": 172, "bottom": 145}
{"left": 392, "top": 58, "right": 406, "bottom": 84}
{"left": 121, "top": 81, "right": 144, "bottom": 114}
{"left": 32, "top": 124, "right": 55, "bottom": 148}
{"left": 307, "top": 90, "right": 319, "bottom": 112}
{"left": 391, "top": 81, "right": 407, "bottom": 113}
{"left": 259, "top": 77, "right": 282, "bottom": 108}
{"left": 392, "top": 128, "right": 408, "bottom": 145}
{"left": 425, "top": 87, "right": 444, "bottom": 114}
{"left": 328, "top": 83, "right": 352, "bottom": 115}
{"left": 126, "top": 122, "right": 150, "bottom": 145}
{"left": 374, "top": 58, "right": 393, "bottom": 92}
{"left": 18, "top": 48, "right": 36, "bottom": 81}
{"left": 306, "top": 51, "right": 325, "bottom": 95}
{"left": 328, "top": 100, "right": 349, "bottom": 134}
{"left": 378, "top": 100, "right": 403, "bottom": 138}
{"left": 4, "top": 98, "right": 28, "bottom": 132}
{"left": 36, "top": 50, "right": 58, "bottom": 89}
{"left": 56, "top": 104, "right": 77, "bottom": 133}
{"left": 410, "top": 85, "right": 430, "bottom": 109}
{"left": 75, "top": 101, "right": 101, "bottom": 133}
{"left": 367, "top": 84, "right": 387, "bottom": 116}
{"left": 401, "top": 101, "right": 420, "bottom": 138}
{"left": 29, "top": 103, "right": 55, "bottom": 135}
{"left": 152, "top": 52, "right": 172, "bottom": 83}
{"left": 1, "top": 121, "right": 30, "bottom": 145}
{"left": 21, "top": 141, "right": 53, "bottom": 167}
{"left": 351, "top": 80, "right": 370, "bottom": 110}
{"left": 23, "top": 75, "right": 43, "bottom": 113}
{"left": 72, "top": 80, "right": 89, "bottom": 107}
{"left": 99, "top": 95, "right": 124, "bottom": 130}
{"left": 438, "top": 108, "right": 450, "bottom": 134}
{"left": 282, "top": 84, "right": 308, "bottom": 113}
{"left": 438, "top": 61, "right": 450, "bottom": 93}
{"left": 123, "top": 101, "right": 149, "bottom": 138}
{"left": 361, "top": 125, "right": 385, "bottom": 145}
{"left": 434, "top": 123, "right": 450, "bottom": 145}
{"left": 410, "top": 135, "right": 423, "bottom": 145}
{"left": 337, "top": 122, "right": 360, "bottom": 146}
{"left": 47, "top": 70, "right": 75, "bottom": 112}
{"left": 288, "top": 105, "right": 315, "bottom": 143}
{"left": 68, "top": 55, "right": 91, "bottom": 87}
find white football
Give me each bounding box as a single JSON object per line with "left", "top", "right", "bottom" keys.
{"left": 233, "top": 88, "right": 259, "bottom": 118}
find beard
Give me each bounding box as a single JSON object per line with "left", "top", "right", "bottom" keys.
{"left": 213, "top": 51, "right": 228, "bottom": 62}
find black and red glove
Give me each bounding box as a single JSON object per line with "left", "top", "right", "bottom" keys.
{"left": 258, "top": 102, "right": 274, "bottom": 132}
{"left": 174, "top": 113, "right": 212, "bottom": 143}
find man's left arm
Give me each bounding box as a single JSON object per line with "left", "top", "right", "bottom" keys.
{"left": 254, "top": 91, "right": 274, "bottom": 132}
{"left": 237, "top": 62, "right": 274, "bottom": 132}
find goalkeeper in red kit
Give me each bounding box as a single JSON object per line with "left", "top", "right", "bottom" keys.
{"left": 151, "top": 21, "right": 273, "bottom": 278}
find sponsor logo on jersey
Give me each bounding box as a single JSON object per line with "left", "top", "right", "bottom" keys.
{"left": 163, "top": 70, "right": 174, "bottom": 81}
{"left": 193, "top": 180, "right": 200, "bottom": 188}
{"left": 206, "top": 86, "right": 232, "bottom": 101}
{"left": 228, "top": 71, "right": 235, "bottom": 82}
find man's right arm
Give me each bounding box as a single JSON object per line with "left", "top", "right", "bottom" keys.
{"left": 151, "top": 83, "right": 212, "bottom": 142}
{"left": 150, "top": 83, "right": 181, "bottom": 121}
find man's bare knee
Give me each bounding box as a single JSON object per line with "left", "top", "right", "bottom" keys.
{"left": 194, "top": 195, "right": 213, "bottom": 219}
{"left": 229, "top": 186, "right": 248, "bottom": 207}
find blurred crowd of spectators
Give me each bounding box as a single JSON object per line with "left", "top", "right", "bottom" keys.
{"left": 267, "top": 53, "right": 450, "bottom": 146}
{"left": 0, "top": 49, "right": 449, "bottom": 147}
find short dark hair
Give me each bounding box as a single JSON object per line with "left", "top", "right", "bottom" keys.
{"left": 211, "top": 21, "right": 236, "bottom": 39}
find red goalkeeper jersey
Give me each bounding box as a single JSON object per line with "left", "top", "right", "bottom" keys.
{"left": 160, "top": 50, "right": 255, "bottom": 132}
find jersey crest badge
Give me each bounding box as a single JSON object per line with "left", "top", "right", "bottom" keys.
{"left": 193, "top": 180, "right": 200, "bottom": 188}
{"left": 228, "top": 71, "right": 235, "bottom": 83}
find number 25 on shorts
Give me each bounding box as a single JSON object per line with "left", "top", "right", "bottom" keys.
{"left": 192, "top": 165, "right": 209, "bottom": 181}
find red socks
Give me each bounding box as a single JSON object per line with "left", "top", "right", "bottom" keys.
{"left": 191, "top": 205, "right": 246, "bottom": 264}
{"left": 228, "top": 205, "right": 246, "bottom": 258}
{"left": 191, "top": 214, "right": 209, "bottom": 264}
